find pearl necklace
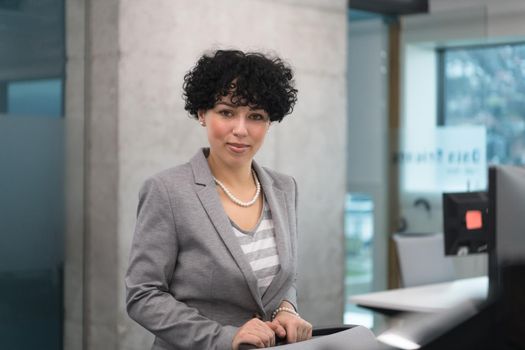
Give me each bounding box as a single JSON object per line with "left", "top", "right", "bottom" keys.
{"left": 213, "top": 170, "right": 261, "bottom": 207}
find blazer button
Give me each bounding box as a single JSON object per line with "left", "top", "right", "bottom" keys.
{"left": 253, "top": 312, "right": 262, "bottom": 320}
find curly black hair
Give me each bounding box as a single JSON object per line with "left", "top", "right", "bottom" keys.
{"left": 183, "top": 50, "right": 298, "bottom": 123}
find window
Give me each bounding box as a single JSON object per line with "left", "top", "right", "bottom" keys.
{"left": 439, "top": 43, "right": 525, "bottom": 165}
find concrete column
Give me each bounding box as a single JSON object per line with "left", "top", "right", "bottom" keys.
{"left": 64, "top": 0, "right": 86, "bottom": 349}
{"left": 83, "top": 0, "right": 121, "bottom": 349}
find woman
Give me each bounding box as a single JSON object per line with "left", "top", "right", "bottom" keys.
{"left": 125, "top": 50, "right": 312, "bottom": 350}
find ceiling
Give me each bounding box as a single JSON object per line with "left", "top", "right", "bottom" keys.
{"left": 349, "top": 0, "right": 429, "bottom": 16}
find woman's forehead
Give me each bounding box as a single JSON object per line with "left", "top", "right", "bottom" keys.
{"left": 214, "top": 94, "right": 266, "bottom": 111}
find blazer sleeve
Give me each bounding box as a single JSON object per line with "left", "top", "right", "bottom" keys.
{"left": 125, "top": 177, "right": 237, "bottom": 350}
{"left": 282, "top": 176, "right": 299, "bottom": 310}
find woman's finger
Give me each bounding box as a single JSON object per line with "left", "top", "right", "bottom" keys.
{"left": 257, "top": 320, "right": 277, "bottom": 344}
{"left": 235, "top": 318, "right": 276, "bottom": 349}
{"left": 299, "top": 326, "right": 307, "bottom": 342}
{"left": 297, "top": 321, "right": 312, "bottom": 341}
{"left": 286, "top": 324, "right": 298, "bottom": 343}
{"left": 266, "top": 321, "right": 286, "bottom": 338}
{"left": 246, "top": 329, "right": 272, "bottom": 348}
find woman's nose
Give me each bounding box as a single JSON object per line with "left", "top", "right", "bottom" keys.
{"left": 232, "top": 116, "right": 248, "bottom": 136}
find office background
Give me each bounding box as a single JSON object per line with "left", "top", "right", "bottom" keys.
{"left": 1, "top": 0, "right": 524, "bottom": 349}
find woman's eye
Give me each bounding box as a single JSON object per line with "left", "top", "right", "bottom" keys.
{"left": 219, "top": 110, "right": 233, "bottom": 117}
{"left": 250, "top": 114, "right": 266, "bottom": 121}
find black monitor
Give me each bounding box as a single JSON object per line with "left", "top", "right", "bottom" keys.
{"left": 488, "top": 165, "right": 525, "bottom": 298}
{"left": 417, "top": 166, "right": 525, "bottom": 349}
{"left": 442, "top": 191, "right": 489, "bottom": 256}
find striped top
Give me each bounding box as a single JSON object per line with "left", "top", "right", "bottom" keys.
{"left": 230, "top": 198, "right": 281, "bottom": 296}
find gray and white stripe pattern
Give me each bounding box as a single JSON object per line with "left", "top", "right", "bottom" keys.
{"left": 231, "top": 199, "right": 280, "bottom": 296}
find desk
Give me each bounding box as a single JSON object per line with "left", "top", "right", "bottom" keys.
{"left": 239, "top": 326, "right": 377, "bottom": 350}
{"left": 350, "top": 276, "right": 488, "bottom": 314}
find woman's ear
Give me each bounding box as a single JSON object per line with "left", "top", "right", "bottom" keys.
{"left": 197, "top": 110, "right": 206, "bottom": 126}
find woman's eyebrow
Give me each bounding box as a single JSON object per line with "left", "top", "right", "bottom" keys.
{"left": 215, "top": 101, "right": 265, "bottom": 112}
{"left": 248, "top": 106, "right": 266, "bottom": 112}
{"left": 216, "top": 101, "right": 236, "bottom": 107}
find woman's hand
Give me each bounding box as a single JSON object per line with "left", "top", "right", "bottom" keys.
{"left": 271, "top": 303, "right": 312, "bottom": 344}
{"left": 232, "top": 318, "right": 285, "bottom": 349}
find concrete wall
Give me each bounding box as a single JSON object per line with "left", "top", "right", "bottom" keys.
{"left": 83, "top": 0, "right": 121, "bottom": 348}
{"left": 63, "top": 0, "right": 85, "bottom": 344}
{"left": 68, "top": 1, "right": 348, "bottom": 349}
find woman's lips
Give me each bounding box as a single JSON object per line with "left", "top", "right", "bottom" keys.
{"left": 227, "top": 143, "right": 250, "bottom": 153}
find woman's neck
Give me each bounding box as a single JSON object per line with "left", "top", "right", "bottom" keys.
{"left": 207, "top": 152, "right": 254, "bottom": 188}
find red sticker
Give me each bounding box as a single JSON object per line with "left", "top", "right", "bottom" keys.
{"left": 466, "top": 210, "right": 482, "bottom": 230}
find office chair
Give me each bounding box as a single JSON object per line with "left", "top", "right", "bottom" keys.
{"left": 393, "top": 233, "right": 456, "bottom": 288}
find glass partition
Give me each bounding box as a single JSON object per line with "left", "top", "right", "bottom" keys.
{"left": 344, "top": 193, "right": 374, "bottom": 328}
{"left": 0, "top": 1, "right": 66, "bottom": 348}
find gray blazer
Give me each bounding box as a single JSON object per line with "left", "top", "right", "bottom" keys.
{"left": 125, "top": 148, "right": 298, "bottom": 350}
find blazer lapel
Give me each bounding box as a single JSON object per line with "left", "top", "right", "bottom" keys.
{"left": 252, "top": 162, "right": 293, "bottom": 306}
{"left": 190, "top": 149, "right": 264, "bottom": 312}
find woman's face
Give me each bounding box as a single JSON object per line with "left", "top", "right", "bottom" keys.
{"left": 198, "top": 95, "right": 270, "bottom": 169}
